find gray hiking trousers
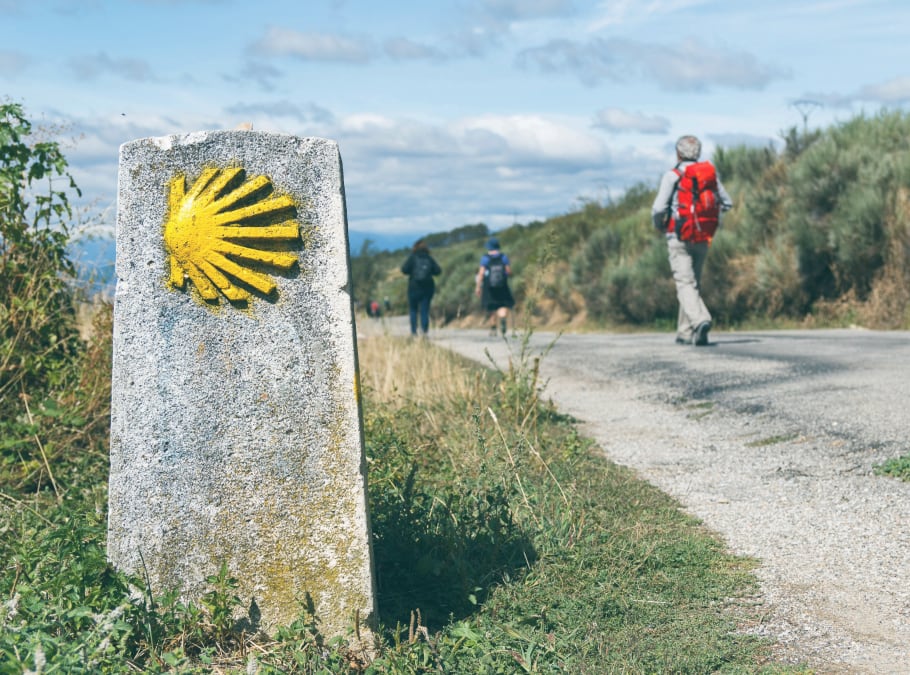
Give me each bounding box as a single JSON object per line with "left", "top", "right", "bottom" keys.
{"left": 666, "top": 233, "right": 711, "bottom": 340}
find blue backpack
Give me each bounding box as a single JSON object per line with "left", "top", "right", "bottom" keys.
{"left": 486, "top": 254, "right": 507, "bottom": 289}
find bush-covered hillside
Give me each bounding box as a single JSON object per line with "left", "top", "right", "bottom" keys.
{"left": 355, "top": 111, "right": 910, "bottom": 330}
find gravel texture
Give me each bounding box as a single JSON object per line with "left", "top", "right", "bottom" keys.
{"left": 423, "top": 325, "right": 910, "bottom": 674}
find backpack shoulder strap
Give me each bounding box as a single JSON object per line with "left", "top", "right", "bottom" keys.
{"left": 663, "top": 166, "right": 683, "bottom": 231}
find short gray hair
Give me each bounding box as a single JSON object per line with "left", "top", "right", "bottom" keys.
{"left": 675, "top": 135, "right": 702, "bottom": 161}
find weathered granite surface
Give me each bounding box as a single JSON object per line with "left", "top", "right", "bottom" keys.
{"left": 108, "top": 130, "right": 375, "bottom": 638}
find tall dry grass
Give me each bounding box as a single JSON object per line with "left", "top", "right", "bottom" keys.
{"left": 357, "top": 334, "right": 486, "bottom": 410}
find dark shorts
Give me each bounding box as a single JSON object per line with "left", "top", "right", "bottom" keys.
{"left": 483, "top": 285, "right": 514, "bottom": 311}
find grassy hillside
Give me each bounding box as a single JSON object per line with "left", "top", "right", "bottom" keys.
{"left": 355, "top": 111, "right": 910, "bottom": 331}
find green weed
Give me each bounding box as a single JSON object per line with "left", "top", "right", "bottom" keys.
{"left": 874, "top": 455, "right": 910, "bottom": 481}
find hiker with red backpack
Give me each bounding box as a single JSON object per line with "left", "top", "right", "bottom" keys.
{"left": 651, "top": 135, "right": 733, "bottom": 346}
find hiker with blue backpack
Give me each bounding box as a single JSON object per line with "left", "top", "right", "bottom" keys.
{"left": 652, "top": 135, "right": 733, "bottom": 346}
{"left": 475, "top": 237, "right": 515, "bottom": 337}
{"left": 401, "top": 238, "right": 442, "bottom": 337}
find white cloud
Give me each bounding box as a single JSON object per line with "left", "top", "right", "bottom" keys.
{"left": 587, "top": 0, "right": 711, "bottom": 30}
{"left": 445, "top": 0, "right": 575, "bottom": 56}
{"left": 225, "top": 100, "right": 334, "bottom": 125}
{"left": 339, "top": 113, "right": 398, "bottom": 133}
{"left": 383, "top": 37, "right": 445, "bottom": 61}
{"left": 50, "top": 110, "right": 227, "bottom": 215}
{"left": 517, "top": 36, "right": 787, "bottom": 91}
{"left": 299, "top": 111, "right": 643, "bottom": 234}
{"left": 859, "top": 76, "right": 910, "bottom": 104}
{"left": 455, "top": 114, "right": 608, "bottom": 165}
{"left": 776, "top": 0, "right": 872, "bottom": 16}
{"left": 620, "top": 38, "right": 789, "bottom": 91}
{"left": 45, "top": 102, "right": 667, "bottom": 239}
{"left": 131, "top": 0, "right": 229, "bottom": 4}
{"left": 480, "top": 0, "right": 575, "bottom": 21}
{"left": 68, "top": 52, "right": 157, "bottom": 82}
{"left": 801, "top": 76, "right": 910, "bottom": 109}
{"left": 225, "top": 60, "right": 284, "bottom": 92}
{"left": 796, "top": 92, "right": 850, "bottom": 109}
{"left": 337, "top": 116, "right": 461, "bottom": 163}
{"left": 592, "top": 107, "right": 670, "bottom": 134}
{"left": 447, "top": 25, "right": 504, "bottom": 57}
{"left": 516, "top": 38, "right": 612, "bottom": 85}
{"left": 61, "top": 99, "right": 670, "bottom": 236}
{"left": 587, "top": 0, "right": 634, "bottom": 28}
{"left": 251, "top": 27, "right": 373, "bottom": 63}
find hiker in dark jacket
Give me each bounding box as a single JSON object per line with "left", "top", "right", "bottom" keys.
{"left": 400, "top": 239, "right": 442, "bottom": 337}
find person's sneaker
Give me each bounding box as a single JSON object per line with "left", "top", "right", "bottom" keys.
{"left": 694, "top": 321, "right": 711, "bottom": 346}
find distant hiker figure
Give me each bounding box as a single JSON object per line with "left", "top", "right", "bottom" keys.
{"left": 400, "top": 239, "right": 441, "bottom": 337}
{"left": 475, "top": 237, "right": 515, "bottom": 337}
{"left": 651, "top": 135, "right": 732, "bottom": 346}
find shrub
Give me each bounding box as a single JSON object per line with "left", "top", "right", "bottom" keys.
{"left": 1, "top": 102, "right": 86, "bottom": 493}
{"left": 714, "top": 143, "right": 778, "bottom": 184}
{"left": 786, "top": 112, "right": 910, "bottom": 306}
{"left": 599, "top": 239, "right": 676, "bottom": 324}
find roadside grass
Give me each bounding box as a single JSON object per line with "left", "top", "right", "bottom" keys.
{"left": 357, "top": 333, "right": 792, "bottom": 672}
{"left": 0, "top": 318, "right": 799, "bottom": 672}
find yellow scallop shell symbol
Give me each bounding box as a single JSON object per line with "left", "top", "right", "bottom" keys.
{"left": 163, "top": 167, "right": 300, "bottom": 303}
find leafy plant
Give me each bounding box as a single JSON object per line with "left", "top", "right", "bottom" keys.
{"left": 875, "top": 455, "right": 910, "bottom": 481}
{"left": 1, "top": 102, "right": 85, "bottom": 493}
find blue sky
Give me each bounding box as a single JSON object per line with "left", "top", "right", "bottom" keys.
{"left": 2, "top": 0, "right": 909, "bottom": 246}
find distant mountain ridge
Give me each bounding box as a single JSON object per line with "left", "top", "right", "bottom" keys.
{"left": 347, "top": 230, "right": 416, "bottom": 255}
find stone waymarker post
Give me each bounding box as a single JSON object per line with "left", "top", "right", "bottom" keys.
{"left": 108, "top": 130, "right": 376, "bottom": 638}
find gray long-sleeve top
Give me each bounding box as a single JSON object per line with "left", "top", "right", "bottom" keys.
{"left": 651, "top": 160, "right": 733, "bottom": 231}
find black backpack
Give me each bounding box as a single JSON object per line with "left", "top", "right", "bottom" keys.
{"left": 412, "top": 255, "right": 433, "bottom": 282}
{"left": 486, "top": 254, "right": 507, "bottom": 289}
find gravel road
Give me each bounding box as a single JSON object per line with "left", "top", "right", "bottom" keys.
{"left": 408, "top": 324, "right": 910, "bottom": 673}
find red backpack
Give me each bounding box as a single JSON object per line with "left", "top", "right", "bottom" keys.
{"left": 672, "top": 161, "right": 719, "bottom": 244}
